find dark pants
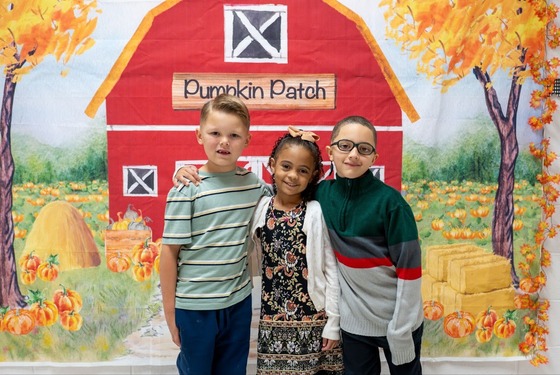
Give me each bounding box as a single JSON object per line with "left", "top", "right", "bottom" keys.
{"left": 175, "top": 295, "right": 252, "bottom": 375}
{"left": 341, "top": 323, "right": 423, "bottom": 375}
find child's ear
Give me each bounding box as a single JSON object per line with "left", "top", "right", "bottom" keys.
{"left": 269, "top": 157, "right": 276, "bottom": 173}
{"left": 325, "top": 145, "right": 334, "bottom": 161}
{"left": 195, "top": 127, "right": 203, "bottom": 145}
{"left": 245, "top": 133, "right": 251, "bottom": 146}
{"left": 371, "top": 152, "right": 379, "bottom": 164}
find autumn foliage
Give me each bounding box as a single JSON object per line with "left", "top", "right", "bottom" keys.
{"left": 0, "top": 0, "right": 99, "bottom": 80}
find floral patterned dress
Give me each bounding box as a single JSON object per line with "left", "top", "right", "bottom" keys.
{"left": 256, "top": 199, "right": 343, "bottom": 375}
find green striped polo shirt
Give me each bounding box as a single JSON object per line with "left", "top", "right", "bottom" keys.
{"left": 162, "top": 167, "right": 269, "bottom": 310}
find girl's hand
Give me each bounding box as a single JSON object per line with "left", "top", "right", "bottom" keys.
{"left": 322, "top": 338, "right": 339, "bottom": 351}
{"left": 173, "top": 165, "right": 200, "bottom": 187}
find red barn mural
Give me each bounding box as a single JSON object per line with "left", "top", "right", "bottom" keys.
{"left": 86, "top": 0, "right": 418, "bottom": 238}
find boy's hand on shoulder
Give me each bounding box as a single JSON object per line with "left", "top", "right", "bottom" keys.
{"left": 173, "top": 165, "right": 201, "bottom": 187}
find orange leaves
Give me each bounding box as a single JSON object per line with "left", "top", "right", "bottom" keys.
{"left": 0, "top": 0, "right": 99, "bottom": 80}
{"left": 381, "top": 0, "right": 548, "bottom": 90}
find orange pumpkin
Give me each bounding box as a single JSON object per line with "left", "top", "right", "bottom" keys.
{"left": 0, "top": 307, "right": 8, "bottom": 331}
{"left": 153, "top": 255, "right": 160, "bottom": 274}
{"left": 132, "top": 238, "right": 159, "bottom": 264}
{"left": 37, "top": 254, "right": 60, "bottom": 282}
{"left": 19, "top": 251, "right": 41, "bottom": 272}
{"left": 53, "top": 285, "right": 83, "bottom": 313}
{"left": 132, "top": 262, "right": 153, "bottom": 282}
{"left": 475, "top": 307, "right": 498, "bottom": 329}
{"left": 60, "top": 310, "right": 83, "bottom": 331}
{"left": 430, "top": 218, "right": 445, "bottom": 231}
{"left": 107, "top": 252, "right": 132, "bottom": 273}
{"left": 493, "top": 310, "right": 516, "bottom": 339}
{"left": 4, "top": 309, "right": 36, "bottom": 335}
{"left": 443, "top": 311, "right": 476, "bottom": 338}
{"left": 423, "top": 300, "right": 444, "bottom": 321}
{"left": 30, "top": 300, "right": 59, "bottom": 327}
{"left": 475, "top": 326, "right": 493, "bottom": 343}
{"left": 20, "top": 268, "right": 37, "bottom": 285}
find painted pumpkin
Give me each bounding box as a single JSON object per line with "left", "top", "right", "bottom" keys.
{"left": 132, "top": 262, "right": 153, "bottom": 282}
{"left": 107, "top": 252, "right": 132, "bottom": 273}
{"left": 443, "top": 311, "right": 475, "bottom": 338}
{"left": 493, "top": 310, "right": 516, "bottom": 339}
{"left": 132, "top": 238, "right": 159, "bottom": 264}
{"left": 53, "top": 285, "right": 83, "bottom": 313}
{"left": 4, "top": 309, "right": 36, "bottom": 335}
{"left": 153, "top": 255, "right": 160, "bottom": 274}
{"left": 60, "top": 310, "right": 83, "bottom": 331}
{"left": 475, "top": 307, "right": 498, "bottom": 329}
{"left": 475, "top": 326, "right": 493, "bottom": 343}
{"left": 37, "top": 254, "right": 60, "bottom": 282}
{"left": 30, "top": 300, "right": 59, "bottom": 327}
{"left": 423, "top": 300, "right": 444, "bottom": 321}
{"left": 19, "top": 251, "right": 41, "bottom": 272}
{"left": 20, "top": 268, "right": 37, "bottom": 285}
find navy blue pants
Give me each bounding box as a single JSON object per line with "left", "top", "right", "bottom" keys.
{"left": 341, "top": 323, "right": 423, "bottom": 375}
{"left": 175, "top": 295, "right": 252, "bottom": 375}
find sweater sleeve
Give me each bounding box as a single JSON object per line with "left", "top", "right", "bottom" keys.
{"left": 306, "top": 202, "right": 340, "bottom": 341}
{"left": 321, "top": 214, "right": 341, "bottom": 341}
{"left": 385, "top": 202, "right": 423, "bottom": 366}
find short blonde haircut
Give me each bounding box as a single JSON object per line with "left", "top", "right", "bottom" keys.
{"left": 200, "top": 94, "right": 250, "bottom": 128}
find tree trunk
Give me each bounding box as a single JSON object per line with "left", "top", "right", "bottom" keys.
{"left": 473, "top": 62, "right": 524, "bottom": 288}
{"left": 0, "top": 72, "right": 26, "bottom": 308}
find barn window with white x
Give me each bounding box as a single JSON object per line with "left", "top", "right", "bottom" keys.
{"left": 224, "top": 4, "right": 287, "bottom": 64}
{"left": 123, "top": 166, "right": 158, "bottom": 197}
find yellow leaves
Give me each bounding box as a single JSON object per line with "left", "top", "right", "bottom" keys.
{"left": 0, "top": 0, "right": 99, "bottom": 80}
{"left": 381, "top": 0, "right": 547, "bottom": 90}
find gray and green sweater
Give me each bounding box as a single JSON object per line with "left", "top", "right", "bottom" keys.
{"left": 315, "top": 171, "right": 423, "bottom": 366}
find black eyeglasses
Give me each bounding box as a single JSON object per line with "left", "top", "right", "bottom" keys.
{"left": 330, "top": 139, "right": 376, "bottom": 155}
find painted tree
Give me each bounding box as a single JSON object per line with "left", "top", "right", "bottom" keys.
{"left": 380, "top": 0, "right": 550, "bottom": 286}
{"left": 0, "top": 0, "right": 98, "bottom": 307}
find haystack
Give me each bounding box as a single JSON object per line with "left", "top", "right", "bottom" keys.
{"left": 23, "top": 200, "right": 101, "bottom": 271}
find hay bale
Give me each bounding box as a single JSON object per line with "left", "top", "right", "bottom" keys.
{"left": 425, "top": 244, "right": 483, "bottom": 281}
{"left": 421, "top": 272, "right": 446, "bottom": 303}
{"left": 448, "top": 255, "right": 512, "bottom": 294}
{"left": 441, "top": 284, "right": 516, "bottom": 315}
{"left": 23, "top": 200, "right": 101, "bottom": 271}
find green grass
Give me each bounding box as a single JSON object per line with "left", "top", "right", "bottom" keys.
{"left": 3, "top": 180, "right": 158, "bottom": 362}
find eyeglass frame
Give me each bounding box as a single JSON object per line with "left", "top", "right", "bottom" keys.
{"left": 330, "top": 139, "right": 376, "bottom": 156}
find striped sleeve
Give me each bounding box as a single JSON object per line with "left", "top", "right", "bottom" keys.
{"left": 162, "top": 185, "right": 193, "bottom": 245}
{"left": 386, "top": 202, "right": 422, "bottom": 281}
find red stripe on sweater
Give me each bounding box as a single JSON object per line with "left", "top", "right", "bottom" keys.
{"left": 335, "top": 250, "right": 393, "bottom": 268}
{"left": 396, "top": 266, "right": 422, "bottom": 280}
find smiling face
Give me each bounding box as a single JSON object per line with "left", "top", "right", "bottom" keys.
{"left": 270, "top": 144, "right": 317, "bottom": 204}
{"left": 195, "top": 110, "right": 250, "bottom": 173}
{"left": 326, "top": 122, "right": 378, "bottom": 179}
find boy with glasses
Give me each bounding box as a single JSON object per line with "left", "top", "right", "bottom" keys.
{"left": 317, "top": 115, "right": 423, "bottom": 375}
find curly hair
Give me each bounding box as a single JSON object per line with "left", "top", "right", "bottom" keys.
{"left": 268, "top": 133, "right": 323, "bottom": 202}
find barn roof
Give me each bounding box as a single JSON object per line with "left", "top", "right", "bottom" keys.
{"left": 85, "top": 0, "right": 419, "bottom": 123}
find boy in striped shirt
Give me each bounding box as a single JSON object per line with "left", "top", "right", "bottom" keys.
{"left": 160, "top": 94, "right": 269, "bottom": 375}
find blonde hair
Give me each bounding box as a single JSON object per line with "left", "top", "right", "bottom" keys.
{"left": 200, "top": 94, "right": 250, "bottom": 128}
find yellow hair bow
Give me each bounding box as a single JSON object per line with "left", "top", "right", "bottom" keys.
{"left": 287, "top": 126, "right": 320, "bottom": 143}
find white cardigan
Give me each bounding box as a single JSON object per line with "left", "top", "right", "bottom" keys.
{"left": 248, "top": 196, "right": 341, "bottom": 340}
